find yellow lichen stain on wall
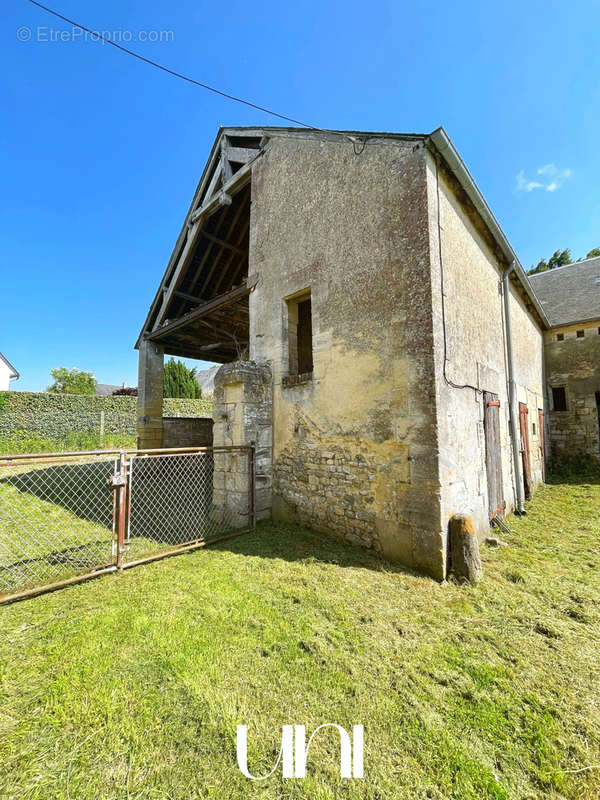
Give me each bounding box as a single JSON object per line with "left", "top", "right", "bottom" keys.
{"left": 271, "top": 341, "right": 435, "bottom": 560}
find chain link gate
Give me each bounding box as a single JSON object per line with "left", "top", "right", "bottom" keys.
{"left": 0, "top": 446, "right": 254, "bottom": 603}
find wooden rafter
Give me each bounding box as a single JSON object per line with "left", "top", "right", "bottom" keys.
{"left": 199, "top": 230, "right": 246, "bottom": 256}
{"left": 146, "top": 282, "right": 253, "bottom": 342}
{"left": 212, "top": 215, "right": 250, "bottom": 295}
{"left": 136, "top": 129, "right": 264, "bottom": 347}
{"left": 190, "top": 188, "right": 249, "bottom": 297}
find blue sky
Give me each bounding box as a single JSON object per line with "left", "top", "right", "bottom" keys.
{"left": 2, "top": 0, "right": 599, "bottom": 391}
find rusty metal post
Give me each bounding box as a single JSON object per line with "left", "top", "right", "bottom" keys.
{"left": 249, "top": 446, "right": 255, "bottom": 529}
{"left": 116, "top": 451, "right": 128, "bottom": 570}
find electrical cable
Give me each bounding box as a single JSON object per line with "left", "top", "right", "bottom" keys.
{"left": 25, "top": 0, "right": 321, "bottom": 129}
{"left": 25, "top": 0, "right": 369, "bottom": 156}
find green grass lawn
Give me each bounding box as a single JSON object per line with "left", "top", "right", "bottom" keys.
{"left": 1, "top": 477, "right": 599, "bottom": 799}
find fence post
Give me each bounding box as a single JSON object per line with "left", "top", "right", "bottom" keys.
{"left": 116, "top": 451, "right": 128, "bottom": 570}
{"left": 249, "top": 446, "right": 255, "bottom": 529}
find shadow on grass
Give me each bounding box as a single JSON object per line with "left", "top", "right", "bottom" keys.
{"left": 208, "top": 520, "right": 420, "bottom": 579}
{"left": 1, "top": 460, "right": 116, "bottom": 528}
{"left": 1, "top": 455, "right": 225, "bottom": 552}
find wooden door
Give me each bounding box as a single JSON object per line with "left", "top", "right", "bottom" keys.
{"left": 484, "top": 392, "right": 505, "bottom": 519}
{"left": 519, "top": 402, "right": 532, "bottom": 500}
{"left": 538, "top": 408, "right": 545, "bottom": 481}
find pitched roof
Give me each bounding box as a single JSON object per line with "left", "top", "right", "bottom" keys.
{"left": 527, "top": 256, "right": 600, "bottom": 326}
{"left": 135, "top": 125, "right": 550, "bottom": 348}
{"left": 0, "top": 352, "right": 19, "bottom": 379}
{"left": 96, "top": 383, "right": 123, "bottom": 396}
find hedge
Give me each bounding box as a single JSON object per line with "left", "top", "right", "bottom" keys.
{"left": 0, "top": 392, "right": 213, "bottom": 439}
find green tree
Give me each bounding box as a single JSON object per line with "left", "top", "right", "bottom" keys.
{"left": 47, "top": 367, "right": 97, "bottom": 395}
{"left": 547, "top": 248, "right": 572, "bottom": 269}
{"left": 528, "top": 248, "right": 572, "bottom": 275}
{"left": 163, "top": 359, "right": 202, "bottom": 399}
{"left": 529, "top": 258, "right": 550, "bottom": 275}
{"left": 585, "top": 247, "right": 600, "bottom": 259}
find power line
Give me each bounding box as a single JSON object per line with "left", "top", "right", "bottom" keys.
{"left": 25, "top": 0, "right": 320, "bottom": 130}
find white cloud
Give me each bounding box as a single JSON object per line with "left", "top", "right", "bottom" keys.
{"left": 516, "top": 171, "right": 543, "bottom": 192}
{"left": 516, "top": 163, "right": 572, "bottom": 193}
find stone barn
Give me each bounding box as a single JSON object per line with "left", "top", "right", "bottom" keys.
{"left": 529, "top": 256, "right": 600, "bottom": 461}
{"left": 135, "top": 126, "right": 548, "bottom": 580}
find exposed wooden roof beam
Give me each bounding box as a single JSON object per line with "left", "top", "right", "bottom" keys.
{"left": 200, "top": 230, "right": 246, "bottom": 256}
{"left": 212, "top": 215, "right": 251, "bottom": 294}
{"left": 151, "top": 220, "right": 202, "bottom": 330}
{"left": 224, "top": 146, "right": 260, "bottom": 164}
{"left": 146, "top": 282, "right": 252, "bottom": 342}
{"left": 191, "top": 189, "right": 249, "bottom": 297}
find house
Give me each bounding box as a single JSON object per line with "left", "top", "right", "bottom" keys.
{"left": 0, "top": 352, "right": 19, "bottom": 391}
{"left": 135, "top": 126, "right": 549, "bottom": 579}
{"left": 96, "top": 382, "right": 132, "bottom": 396}
{"left": 195, "top": 367, "right": 217, "bottom": 396}
{"left": 528, "top": 256, "right": 600, "bottom": 461}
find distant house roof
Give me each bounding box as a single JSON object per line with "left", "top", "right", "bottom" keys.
{"left": 528, "top": 256, "right": 600, "bottom": 327}
{"left": 195, "top": 367, "right": 216, "bottom": 396}
{"left": 96, "top": 383, "right": 122, "bottom": 396}
{"left": 0, "top": 352, "right": 19, "bottom": 380}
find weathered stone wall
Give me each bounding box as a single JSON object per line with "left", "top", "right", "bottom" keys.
{"left": 544, "top": 322, "right": 600, "bottom": 460}
{"left": 426, "top": 152, "right": 544, "bottom": 541}
{"left": 248, "top": 134, "right": 444, "bottom": 578}
{"left": 212, "top": 361, "right": 273, "bottom": 523}
{"left": 510, "top": 287, "right": 545, "bottom": 485}
{"left": 162, "top": 417, "right": 213, "bottom": 448}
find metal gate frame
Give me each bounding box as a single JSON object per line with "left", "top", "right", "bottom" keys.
{"left": 0, "top": 445, "right": 254, "bottom": 604}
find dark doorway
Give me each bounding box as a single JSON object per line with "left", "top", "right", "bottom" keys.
{"left": 519, "top": 402, "right": 533, "bottom": 500}
{"left": 484, "top": 393, "right": 505, "bottom": 519}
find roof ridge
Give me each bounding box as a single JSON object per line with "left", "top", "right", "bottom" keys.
{"left": 529, "top": 254, "right": 600, "bottom": 277}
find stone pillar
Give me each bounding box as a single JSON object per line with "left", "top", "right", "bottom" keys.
{"left": 137, "top": 339, "right": 164, "bottom": 449}
{"left": 212, "top": 361, "right": 273, "bottom": 528}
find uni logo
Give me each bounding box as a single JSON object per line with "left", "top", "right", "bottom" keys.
{"left": 236, "top": 724, "right": 364, "bottom": 780}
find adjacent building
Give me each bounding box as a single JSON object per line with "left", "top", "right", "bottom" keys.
{"left": 0, "top": 353, "right": 19, "bottom": 391}
{"left": 529, "top": 257, "right": 600, "bottom": 461}
{"left": 136, "top": 126, "right": 549, "bottom": 579}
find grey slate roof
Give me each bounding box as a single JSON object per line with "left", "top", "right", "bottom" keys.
{"left": 95, "top": 383, "right": 123, "bottom": 396}
{"left": 527, "top": 256, "right": 600, "bottom": 327}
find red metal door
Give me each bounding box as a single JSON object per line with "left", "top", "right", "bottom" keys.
{"left": 519, "top": 402, "right": 532, "bottom": 500}
{"left": 484, "top": 393, "right": 505, "bottom": 519}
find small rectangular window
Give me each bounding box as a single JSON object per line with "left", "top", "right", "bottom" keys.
{"left": 285, "top": 290, "right": 313, "bottom": 381}
{"left": 556, "top": 333, "right": 564, "bottom": 341}
{"left": 577, "top": 330, "right": 585, "bottom": 338}
{"left": 597, "top": 327, "right": 600, "bottom": 335}
{"left": 552, "top": 386, "right": 567, "bottom": 412}
{"left": 297, "top": 298, "right": 313, "bottom": 374}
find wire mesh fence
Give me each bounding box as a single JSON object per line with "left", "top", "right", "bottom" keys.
{"left": 0, "top": 446, "right": 254, "bottom": 602}
{"left": 126, "top": 449, "right": 252, "bottom": 563}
